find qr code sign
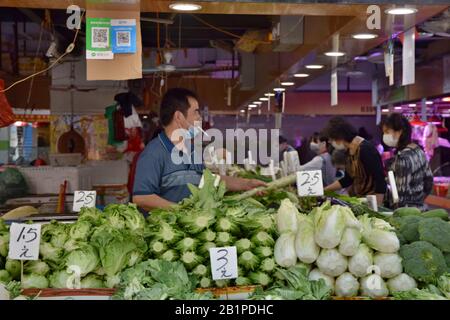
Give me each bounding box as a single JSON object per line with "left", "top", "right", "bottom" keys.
{"left": 92, "top": 27, "right": 109, "bottom": 48}
{"left": 116, "top": 31, "right": 131, "bottom": 47}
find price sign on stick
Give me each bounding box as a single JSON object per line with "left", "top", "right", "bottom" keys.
{"left": 73, "top": 191, "right": 97, "bottom": 212}
{"left": 209, "top": 246, "right": 238, "bottom": 280}
{"left": 296, "top": 170, "right": 324, "bottom": 197}
{"left": 8, "top": 223, "right": 41, "bottom": 260}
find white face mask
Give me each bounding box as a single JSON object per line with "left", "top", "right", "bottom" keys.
{"left": 331, "top": 141, "right": 346, "bottom": 151}
{"left": 383, "top": 133, "right": 398, "bottom": 147}
{"left": 310, "top": 142, "right": 320, "bottom": 153}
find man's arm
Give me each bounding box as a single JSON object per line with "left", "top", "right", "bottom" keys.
{"left": 324, "top": 180, "right": 343, "bottom": 192}
{"left": 132, "top": 194, "right": 175, "bottom": 211}
{"left": 220, "top": 175, "right": 266, "bottom": 192}
{"left": 298, "top": 156, "right": 323, "bottom": 172}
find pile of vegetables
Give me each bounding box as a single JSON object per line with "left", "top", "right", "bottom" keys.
{"left": 386, "top": 207, "right": 450, "bottom": 299}
{"left": 0, "top": 204, "right": 148, "bottom": 290}
{"left": 250, "top": 263, "right": 332, "bottom": 300}
{"left": 273, "top": 199, "right": 413, "bottom": 298}
{"left": 113, "top": 259, "right": 212, "bottom": 300}
{"left": 144, "top": 170, "right": 279, "bottom": 288}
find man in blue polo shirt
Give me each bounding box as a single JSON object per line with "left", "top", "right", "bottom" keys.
{"left": 132, "top": 88, "right": 265, "bottom": 211}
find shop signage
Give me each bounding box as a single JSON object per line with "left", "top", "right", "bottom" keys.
{"left": 86, "top": 18, "right": 114, "bottom": 59}
{"left": 111, "top": 19, "right": 137, "bottom": 54}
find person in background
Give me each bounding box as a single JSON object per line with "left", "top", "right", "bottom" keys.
{"left": 381, "top": 113, "right": 433, "bottom": 210}
{"left": 298, "top": 133, "right": 318, "bottom": 165}
{"left": 132, "top": 88, "right": 265, "bottom": 211}
{"left": 297, "top": 135, "right": 336, "bottom": 186}
{"left": 278, "top": 135, "right": 295, "bottom": 162}
{"left": 358, "top": 127, "right": 373, "bottom": 142}
{"left": 331, "top": 149, "right": 347, "bottom": 180}
{"left": 322, "top": 117, "right": 386, "bottom": 204}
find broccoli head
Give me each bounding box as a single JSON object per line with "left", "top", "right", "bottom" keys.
{"left": 445, "top": 252, "right": 450, "bottom": 273}
{"left": 399, "top": 241, "right": 447, "bottom": 283}
{"left": 391, "top": 216, "right": 424, "bottom": 244}
{"left": 418, "top": 218, "right": 450, "bottom": 253}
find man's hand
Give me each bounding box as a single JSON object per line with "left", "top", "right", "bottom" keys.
{"left": 220, "top": 175, "right": 267, "bottom": 193}
{"left": 242, "top": 178, "right": 267, "bottom": 191}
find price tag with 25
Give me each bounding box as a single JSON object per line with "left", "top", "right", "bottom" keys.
{"left": 296, "top": 170, "right": 324, "bottom": 197}
{"left": 8, "top": 223, "right": 41, "bottom": 261}
{"left": 209, "top": 246, "right": 238, "bottom": 281}
{"left": 73, "top": 191, "right": 97, "bottom": 212}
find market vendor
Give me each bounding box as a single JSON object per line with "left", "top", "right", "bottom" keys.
{"left": 381, "top": 113, "right": 433, "bottom": 210}
{"left": 132, "top": 88, "right": 266, "bottom": 211}
{"left": 322, "top": 117, "right": 387, "bottom": 204}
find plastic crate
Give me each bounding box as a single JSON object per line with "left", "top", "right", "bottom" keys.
{"left": 18, "top": 166, "right": 92, "bottom": 194}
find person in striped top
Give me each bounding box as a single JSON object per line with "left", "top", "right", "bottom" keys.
{"left": 382, "top": 113, "right": 433, "bottom": 210}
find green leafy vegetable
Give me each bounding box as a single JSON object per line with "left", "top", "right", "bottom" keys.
{"left": 239, "top": 251, "right": 260, "bottom": 271}
{"left": 21, "top": 274, "right": 49, "bottom": 289}
{"left": 235, "top": 238, "right": 253, "bottom": 254}
{"left": 399, "top": 241, "right": 447, "bottom": 283}
{"left": 24, "top": 260, "right": 50, "bottom": 276}
{"left": 418, "top": 218, "right": 450, "bottom": 253}
{"left": 198, "top": 230, "right": 216, "bottom": 242}
{"left": 251, "top": 231, "right": 274, "bottom": 247}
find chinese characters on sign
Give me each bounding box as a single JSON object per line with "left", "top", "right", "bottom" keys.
{"left": 209, "top": 246, "right": 238, "bottom": 281}
{"left": 8, "top": 223, "right": 41, "bottom": 261}
{"left": 73, "top": 191, "right": 97, "bottom": 212}
{"left": 296, "top": 170, "right": 324, "bottom": 197}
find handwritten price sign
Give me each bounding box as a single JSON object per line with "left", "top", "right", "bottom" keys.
{"left": 8, "top": 223, "right": 41, "bottom": 260}
{"left": 296, "top": 170, "right": 324, "bottom": 197}
{"left": 73, "top": 191, "right": 97, "bottom": 212}
{"left": 209, "top": 246, "right": 238, "bottom": 281}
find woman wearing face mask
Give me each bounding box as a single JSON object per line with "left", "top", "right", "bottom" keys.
{"left": 323, "top": 117, "right": 387, "bottom": 204}
{"left": 299, "top": 135, "right": 337, "bottom": 186}
{"left": 382, "top": 113, "right": 433, "bottom": 210}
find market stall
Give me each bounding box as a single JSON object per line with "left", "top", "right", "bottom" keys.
{"left": 0, "top": 169, "right": 449, "bottom": 300}
{"left": 0, "top": 0, "right": 449, "bottom": 304}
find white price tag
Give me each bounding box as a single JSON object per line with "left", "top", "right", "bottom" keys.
{"left": 8, "top": 223, "right": 41, "bottom": 261}
{"left": 73, "top": 191, "right": 97, "bottom": 212}
{"left": 209, "top": 246, "right": 238, "bottom": 281}
{"left": 296, "top": 170, "right": 324, "bottom": 197}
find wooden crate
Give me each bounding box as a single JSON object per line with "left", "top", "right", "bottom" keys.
{"left": 196, "top": 286, "right": 259, "bottom": 300}
{"left": 22, "top": 288, "right": 116, "bottom": 300}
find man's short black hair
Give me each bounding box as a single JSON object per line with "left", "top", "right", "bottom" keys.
{"left": 160, "top": 88, "right": 198, "bottom": 126}
{"left": 322, "top": 117, "right": 357, "bottom": 143}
